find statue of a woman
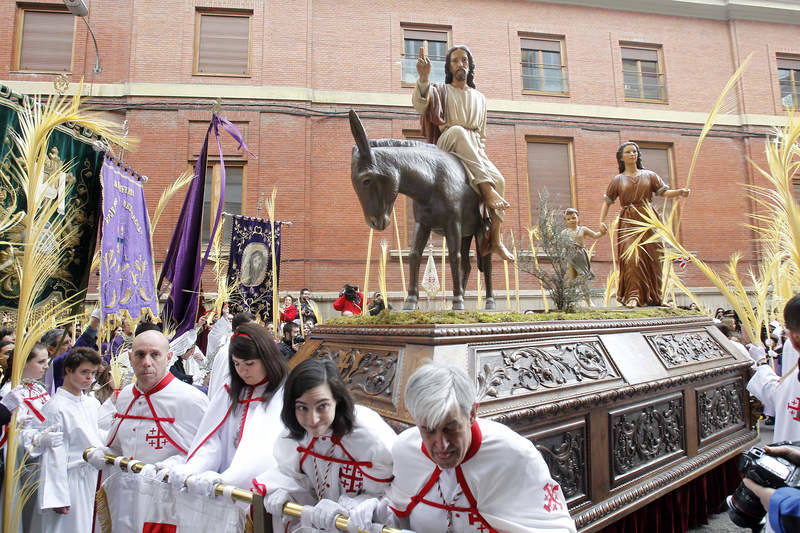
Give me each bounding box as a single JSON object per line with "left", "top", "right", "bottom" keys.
{"left": 599, "top": 142, "right": 689, "bottom": 308}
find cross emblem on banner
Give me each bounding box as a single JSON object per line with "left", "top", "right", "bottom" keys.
{"left": 788, "top": 398, "right": 800, "bottom": 421}
{"left": 338, "top": 464, "right": 364, "bottom": 492}
{"left": 145, "top": 426, "right": 169, "bottom": 450}
{"left": 543, "top": 483, "right": 564, "bottom": 512}
{"left": 468, "top": 512, "right": 490, "bottom": 532}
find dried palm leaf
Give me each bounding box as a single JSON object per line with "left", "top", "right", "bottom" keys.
{"left": 1, "top": 83, "right": 130, "bottom": 532}
{"left": 151, "top": 169, "right": 195, "bottom": 234}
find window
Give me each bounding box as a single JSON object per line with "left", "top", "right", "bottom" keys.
{"left": 778, "top": 56, "right": 800, "bottom": 109}
{"left": 402, "top": 28, "right": 448, "bottom": 85}
{"left": 527, "top": 140, "right": 574, "bottom": 223}
{"left": 622, "top": 45, "right": 666, "bottom": 102}
{"left": 14, "top": 8, "right": 73, "bottom": 72}
{"left": 202, "top": 164, "right": 244, "bottom": 244}
{"left": 636, "top": 144, "right": 673, "bottom": 213}
{"left": 521, "top": 37, "right": 568, "bottom": 94}
{"left": 194, "top": 11, "right": 251, "bottom": 76}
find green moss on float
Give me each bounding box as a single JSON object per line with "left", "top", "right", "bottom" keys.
{"left": 326, "top": 307, "right": 699, "bottom": 326}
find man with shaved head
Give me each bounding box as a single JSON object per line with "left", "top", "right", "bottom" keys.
{"left": 90, "top": 329, "right": 208, "bottom": 465}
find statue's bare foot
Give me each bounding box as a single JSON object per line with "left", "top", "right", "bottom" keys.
{"left": 491, "top": 241, "right": 515, "bottom": 262}
{"left": 484, "top": 187, "right": 510, "bottom": 211}
{"left": 625, "top": 298, "right": 638, "bottom": 308}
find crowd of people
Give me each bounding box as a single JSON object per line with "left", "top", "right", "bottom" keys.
{"left": 0, "top": 297, "right": 577, "bottom": 533}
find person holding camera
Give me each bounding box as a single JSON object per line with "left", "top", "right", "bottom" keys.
{"left": 278, "top": 322, "right": 303, "bottom": 361}
{"left": 737, "top": 445, "right": 800, "bottom": 533}
{"left": 747, "top": 294, "right": 800, "bottom": 444}
{"left": 333, "top": 284, "right": 364, "bottom": 316}
{"left": 368, "top": 292, "right": 392, "bottom": 316}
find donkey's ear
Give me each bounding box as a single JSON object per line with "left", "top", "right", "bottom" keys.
{"left": 349, "top": 110, "right": 372, "bottom": 162}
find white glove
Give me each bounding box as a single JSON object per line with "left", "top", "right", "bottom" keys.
{"left": 34, "top": 429, "right": 64, "bottom": 449}
{"left": 312, "top": 498, "right": 345, "bottom": 531}
{"left": 185, "top": 470, "right": 223, "bottom": 498}
{"left": 165, "top": 463, "right": 193, "bottom": 491}
{"left": 264, "top": 488, "right": 290, "bottom": 517}
{"left": 0, "top": 386, "right": 26, "bottom": 412}
{"left": 300, "top": 505, "right": 315, "bottom": 530}
{"left": 747, "top": 344, "right": 766, "bottom": 363}
{"left": 346, "top": 497, "right": 380, "bottom": 533}
{"left": 87, "top": 447, "right": 111, "bottom": 469}
{"left": 139, "top": 464, "right": 158, "bottom": 480}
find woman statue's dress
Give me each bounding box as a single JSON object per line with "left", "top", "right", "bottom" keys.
{"left": 604, "top": 170, "right": 668, "bottom": 306}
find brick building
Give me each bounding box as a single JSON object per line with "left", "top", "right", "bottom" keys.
{"left": 2, "top": 0, "right": 799, "bottom": 312}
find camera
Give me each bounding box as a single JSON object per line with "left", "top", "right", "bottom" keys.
{"left": 342, "top": 284, "right": 360, "bottom": 303}
{"left": 293, "top": 335, "right": 305, "bottom": 345}
{"left": 726, "top": 442, "right": 800, "bottom": 529}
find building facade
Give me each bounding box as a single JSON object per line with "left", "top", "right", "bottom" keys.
{"left": 2, "top": 0, "right": 799, "bottom": 310}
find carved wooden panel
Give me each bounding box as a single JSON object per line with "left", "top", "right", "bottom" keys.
{"left": 609, "top": 392, "right": 685, "bottom": 487}
{"left": 530, "top": 420, "right": 589, "bottom": 508}
{"left": 311, "top": 344, "right": 399, "bottom": 410}
{"left": 475, "top": 339, "right": 619, "bottom": 400}
{"left": 697, "top": 378, "right": 746, "bottom": 446}
{"left": 644, "top": 330, "right": 728, "bottom": 369}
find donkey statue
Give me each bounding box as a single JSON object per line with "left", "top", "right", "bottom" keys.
{"left": 348, "top": 110, "right": 495, "bottom": 311}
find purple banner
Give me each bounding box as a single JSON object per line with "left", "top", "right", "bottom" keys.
{"left": 99, "top": 157, "right": 158, "bottom": 322}
{"left": 226, "top": 215, "right": 281, "bottom": 321}
{"left": 159, "top": 114, "right": 253, "bottom": 337}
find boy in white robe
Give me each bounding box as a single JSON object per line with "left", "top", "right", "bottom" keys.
{"left": 37, "top": 347, "right": 103, "bottom": 533}
{"left": 350, "top": 362, "right": 576, "bottom": 533}
{"left": 748, "top": 295, "right": 800, "bottom": 443}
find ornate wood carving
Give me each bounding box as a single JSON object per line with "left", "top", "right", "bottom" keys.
{"left": 575, "top": 432, "right": 756, "bottom": 527}
{"left": 535, "top": 428, "right": 587, "bottom": 502}
{"left": 311, "top": 345, "right": 398, "bottom": 408}
{"left": 697, "top": 379, "right": 745, "bottom": 443}
{"left": 476, "top": 340, "right": 618, "bottom": 400}
{"left": 645, "top": 330, "right": 728, "bottom": 368}
{"left": 312, "top": 315, "right": 710, "bottom": 340}
{"left": 610, "top": 394, "right": 685, "bottom": 481}
{"left": 490, "top": 361, "right": 750, "bottom": 424}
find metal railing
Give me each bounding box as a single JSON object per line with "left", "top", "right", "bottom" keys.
{"left": 83, "top": 447, "right": 403, "bottom": 533}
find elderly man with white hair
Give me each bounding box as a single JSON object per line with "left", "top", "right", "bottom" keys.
{"left": 350, "top": 361, "right": 576, "bottom": 533}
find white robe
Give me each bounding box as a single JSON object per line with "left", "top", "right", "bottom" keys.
{"left": 748, "top": 365, "right": 800, "bottom": 442}
{"left": 412, "top": 80, "right": 506, "bottom": 217}
{"left": 206, "top": 317, "right": 232, "bottom": 399}
{"left": 386, "top": 419, "right": 576, "bottom": 533}
{"left": 182, "top": 380, "right": 284, "bottom": 491}
{"left": 106, "top": 373, "right": 209, "bottom": 464}
{"left": 266, "top": 405, "right": 396, "bottom": 505}
{"left": 38, "top": 388, "right": 103, "bottom": 533}
{"left": 0, "top": 380, "right": 51, "bottom": 533}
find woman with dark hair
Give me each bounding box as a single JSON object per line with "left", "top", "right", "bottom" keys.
{"left": 599, "top": 142, "right": 690, "bottom": 307}
{"left": 162, "top": 322, "right": 288, "bottom": 494}
{"left": 262, "top": 358, "right": 396, "bottom": 532}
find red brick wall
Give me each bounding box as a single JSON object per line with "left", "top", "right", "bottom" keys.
{"left": 1, "top": 0, "right": 797, "bottom": 300}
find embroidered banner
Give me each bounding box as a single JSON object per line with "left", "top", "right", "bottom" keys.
{"left": 0, "top": 89, "right": 104, "bottom": 316}
{"left": 226, "top": 215, "right": 281, "bottom": 321}
{"left": 99, "top": 157, "right": 158, "bottom": 323}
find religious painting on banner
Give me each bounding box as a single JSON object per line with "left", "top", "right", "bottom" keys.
{"left": 0, "top": 88, "right": 104, "bottom": 316}
{"left": 226, "top": 214, "right": 281, "bottom": 321}
{"left": 99, "top": 157, "right": 158, "bottom": 324}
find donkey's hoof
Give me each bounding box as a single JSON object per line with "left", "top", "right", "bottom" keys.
{"left": 452, "top": 297, "right": 465, "bottom": 311}
{"left": 403, "top": 298, "right": 418, "bottom": 311}
{"left": 484, "top": 298, "right": 496, "bottom": 310}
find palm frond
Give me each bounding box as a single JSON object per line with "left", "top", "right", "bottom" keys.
{"left": 151, "top": 169, "right": 195, "bottom": 234}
